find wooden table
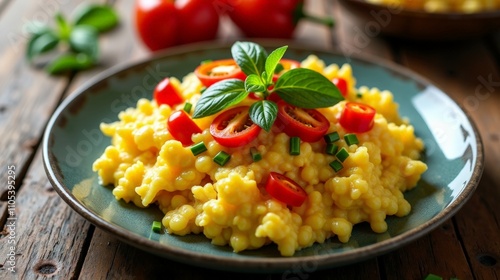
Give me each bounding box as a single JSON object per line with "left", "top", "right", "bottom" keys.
{"left": 1, "top": 0, "right": 499, "bottom": 279}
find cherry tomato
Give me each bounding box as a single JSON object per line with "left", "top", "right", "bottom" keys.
{"left": 194, "top": 59, "right": 247, "bottom": 87}
{"left": 154, "top": 77, "right": 183, "bottom": 107}
{"left": 265, "top": 172, "right": 307, "bottom": 207}
{"left": 339, "top": 102, "right": 376, "bottom": 133}
{"left": 135, "top": 0, "right": 178, "bottom": 51}
{"left": 167, "top": 110, "right": 202, "bottom": 145}
{"left": 274, "top": 101, "right": 330, "bottom": 142}
{"left": 332, "top": 77, "right": 348, "bottom": 97}
{"left": 273, "top": 59, "right": 301, "bottom": 81}
{"left": 210, "top": 106, "right": 261, "bottom": 147}
{"left": 134, "top": 0, "right": 220, "bottom": 51}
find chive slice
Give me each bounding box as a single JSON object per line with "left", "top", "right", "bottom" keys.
{"left": 250, "top": 147, "right": 262, "bottom": 162}
{"left": 213, "top": 151, "right": 231, "bottom": 166}
{"left": 152, "top": 221, "right": 162, "bottom": 233}
{"left": 324, "top": 131, "right": 340, "bottom": 143}
{"left": 326, "top": 143, "right": 339, "bottom": 155}
{"left": 329, "top": 160, "right": 343, "bottom": 172}
{"left": 289, "top": 137, "right": 300, "bottom": 155}
{"left": 344, "top": 133, "right": 359, "bottom": 146}
{"left": 183, "top": 102, "right": 192, "bottom": 113}
{"left": 356, "top": 92, "right": 363, "bottom": 99}
{"left": 336, "top": 147, "right": 349, "bottom": 162}
{"left": 424, "top": 274, "right": 443, "bottom": 280}
{"left": 190, "top": 142, "right": 207, "bottom": 156}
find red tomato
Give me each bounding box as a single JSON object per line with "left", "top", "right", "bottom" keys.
{"left": 273, "top": 59, "right": 301, "bottom": 81}
{"left": 154, "top": 77, "right": 183, "bottom": 107}
{"left": 332, "top": 77, "right": 348, "bottom": 97}
{"left": 274, "top": 101, "right": 329, "bottom": 142}
{"left": 167, "top": 110, "right": 202, "bottom": 145}
{"left": 134, "top": 0, "right": 220, "bottom": 51}
{"left": 210, "top": 106, "right": 261, "bottom": 147}
{"left": 135, "top": 0, "right": 178, "bottom": 51}
{"left": 265, "top": 172, "right": 307, "bottom": 207}
{"left": 175, "top": 0, "right": 220, "bottom": 45}
{"left": 194, "top": 59, "right": 247, "bottom": 87}
{"left": 339, "top": 102, "right": 376, "bottom": 133}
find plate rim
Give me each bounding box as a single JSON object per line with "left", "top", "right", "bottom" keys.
{"left": 42, "top": 40, "right": 485, "bottom": 272}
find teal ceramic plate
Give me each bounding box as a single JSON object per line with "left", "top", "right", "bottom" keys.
{"left": 42, "top": 41, "right": 484, "bottom": 273}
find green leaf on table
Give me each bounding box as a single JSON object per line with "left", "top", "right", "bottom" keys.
{"left": 193, "top": 79, "right": 247, "bottom": 118}
{"left": 274, "top": 68, "right": 344, "bottom": 108}
{"left": 26, "top": 30, "right": 59, "bottom": 61}
{"left": 45, "top": 53, "right": 94, "bottom": 74}
{"left": 249, "top": 100, "right": 278, "bottom": 132}
{"left": 245, "top": 74, "right": 266, "bottom": 93}
{"left": 264, "top": 45, "right": 288, "bottom": 84}
{"left": 69, "top": 25, "right": 99, "bottom": 60}
{"left": 73, "top": 4, "right": 119, "bottom": 32}
{"left": 231, "top": 41, "right": 267, "bottom": 77}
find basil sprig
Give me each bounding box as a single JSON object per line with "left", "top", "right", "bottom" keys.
{"left": 26, "top": 4, "right": 119, "bottom": 74}
{"left": 193, "top": 41, "right": 344, "bottom": 132}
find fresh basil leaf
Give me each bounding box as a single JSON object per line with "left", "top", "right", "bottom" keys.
{"left": 69, "top": 25, "right": 99, "bottom": 60}
{"left": 249, "top": 100, "right": 278, "bottom": 132}
{"left": 26, "top": 30, "right": 59, "bottom": 61}
{"left": 73, "top": 4, "right": 119, "bottom": 32}
{"left": 245, "top": 74, "right": 266, "bottom": 93}
{"left": 264, "top": 45, "right": 287, "bottom": 84}
{"left": 274, "top": 63, "right": 284, "bottom": 74}
{"left": 193, "top": 79, "right": 247, "bottom": 118}
{"left": 231, "top": 41, "right": 267, "bottom": 77}
{"left": 274, "top": 68, "right": 343, "bottom": 108}
{"left": 55, "top": 13, "right": 71, "bottom": 40}
{"left": 45, "top": 53, "right": 93, "bottom": 74}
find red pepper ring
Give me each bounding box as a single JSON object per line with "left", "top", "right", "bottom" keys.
{"left": 194, "top": 59, "right": 247, "bottom": 88}
{"left": 265, "top": 172, "right": 307, "bottom": 207}
{"left": 339, "top": 102, "right": 376, "bottom": 133}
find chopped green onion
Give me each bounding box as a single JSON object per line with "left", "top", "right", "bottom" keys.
{"left": 152, "top": 221, "right": 162, "bottom": 233}
{"left": 424, "top": 274, "right": 443, "bottom": 280}
{"left": 289, "top": 137, "right": 300, "bottom": 155}
{"left": 213, "top": 151, "right": 231, "bottom": 166}
{"left": 325, "top": 143, "right": 339, "bottom": 155}
{"left": 201, "top": 59, "right": 212, "bottom": 64}
{"left": 344, "top": 133, "right": 359, "bottom": 146}
{"left": 183, "top": 102, "right": 192, "bottom": 113}
{"left": 356, "top": 92, "right": 363, "bottom": 99}
{"left": 324, "top": 131, "right": 340, "bottom": 143}
{"left": 250, "top": 147, "right": 262, "bottom": 162}
{"left": 335, "top": 147, "right": 349, "bottom": 162}
{"left": 190, "top": 142, "right": 207, "bottom": 156}
{"left": 329, "top": 160, "right": 343, "bottom": 172}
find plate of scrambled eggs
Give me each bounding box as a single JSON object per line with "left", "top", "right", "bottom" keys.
{"left": 42, "top": 41, "right": 483, "bottom": 272}
{"left": 339, "top": 0, "right": 500, "bottom": 40}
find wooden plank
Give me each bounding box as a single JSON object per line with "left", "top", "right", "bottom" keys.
{"left": 397, "top": 40, "right": 500, "bottom": 280}
{"left": 0, "top": 152, "right": 92, "bottom": 279}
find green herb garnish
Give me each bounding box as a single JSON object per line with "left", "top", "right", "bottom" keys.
{"left": 193, "top": 41, "right": 344, "bottom": 132}
{"left": 289, "top": 137, "right": 301, "bottom": 155}
{"left": 250, "top": 147, "right": 262, "bottom": 162}
{"left": 190, "top": 142, "right": 207, "bottom": 156}
{"left": 26, "top": 4, "right": 119, "bottom": 74}
{"left": 344, "top": 133, "right": 359, "bottom": 146}
{"left": 151, "top": 221, "right": 162, "bottom": 233}
{"left": 213, "top": 151, "right": 231, "bottom": 166}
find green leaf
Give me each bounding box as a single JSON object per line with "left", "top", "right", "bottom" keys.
{"left": 231, "top": 41, "right": 267, "bottom": 76}
{"left": 193, "top": 79, "right": 247, "bottom": 118}
{"left": 45, "top": 53, "right": 94, "bottom": 74}
{"left": 73, "top": 4, "right": 119, "bottom": 32}
{"left": 26, "top": 30, "right": 59, "bottom": 61}
{"left": 245, "top": 74, "right": 266, "bottom": 93}
{"left": 265, "top": 45, "right": 288, "bottom": 84}
{"left": 274, "top": 68, "right": 344, "bottom": 108}
{"left": 69, "top": 25, "right": 99, "bottom": 60}
{"left": 55, "top": 13, "right": 72, "bottom": 40}
{"left": 249, "top": 100, "right": 278, "bottom": 132}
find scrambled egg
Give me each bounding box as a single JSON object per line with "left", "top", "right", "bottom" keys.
{"left": 92, "top": 55, "right": 428, "bottom": 256}
{"left": 366, "top": 0, "right": 500, "bottom": 13}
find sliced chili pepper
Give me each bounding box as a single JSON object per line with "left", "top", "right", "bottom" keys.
{"left": 167, "top": 110, "right": 202, "bottom": 145}
{"left": 339, "top": 102, "right": 376, "bottom": 133}
{"left": 274, "top": 101, "right": 329, "bottom": 142}
{"left": 332, "top": 77, "right": 348, "bottom": 97}
{"left": 209, "top": 106, "right": 261, "bottom": 147}
{"left": 154, "top": 77, "right": 183, "bottom": 107}
{"left": 265, "top": 172, "right": 307, "bottom": 207}
{"left": 194, "top": 59, "right": 246, "bottom": 87}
